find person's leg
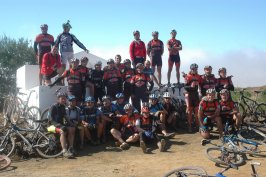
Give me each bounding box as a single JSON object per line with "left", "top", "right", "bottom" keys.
{"left": 110, "top": 128, "right": 124, "bottom": 144}
{"left": 126, "top": 133, "right": 140, "bottom": 143}
{"left": 79, "top": 126, "right": 85, "bottom": 147}
{"left": 97, "top": 122, "right": 104, "bottom": 144}
{"left": 67, "top": 127, "right": 76, "bottom": 148}
{"left": 157, "top": 66, "right": 162, "bottom": 85}
{"left": 187, "top": 107, "right": 193, "bottom": 132}
{"left": 167, "top": 58, "right": 174, "bottom": 84}
{"left": 215, "top": 116, "right": 223, "bottom": 138}
{"left": 60, "top": 131, "right": 68, "bottom": 151}
{"left": 194, "top": 106, "right": 199, "bottom": 127}
{"left": 175, "top": 62, "right": 180, "bottom": 83}
{"left": 38, "top": 54, "right": 44, "bottom": 85}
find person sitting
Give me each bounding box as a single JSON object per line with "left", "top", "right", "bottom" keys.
{"left": 48, "top": 92, "right": 75, "bottom": 158}
{"left": 110, "top": 103, "right": 140, "bottom": 150}
{"left": 162, "top": 92, "right": 178, "bottom": 131}
{"left": 200, "top": 65, "right": 217, "bottom": 97}
{"left": 198, "top": 88, "right": 223, "bottom": 140}
{"left": 136, "top": 106, "right": 166, "bottom": 153}
{"left": 219, "top": 89, "right": 242, "bottom": 131}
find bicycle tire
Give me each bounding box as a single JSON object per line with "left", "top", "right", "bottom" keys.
{"left": 239, "top": 138, "right": 266, "bottom": 156}
{"left": 0, "top": 155, "right": 11, "bottom": 170}
{"left": 41, "top": 107, "right": 50, "bottom": 120}
{"left": 163, "top": 166, "right": 208, "bottom": 177}
{"left": 255, "top": 103, "right": 266, "bottom": 122}
{"left": 10, "top": 97, "right": 24, "bottom": 124}
{"left": 238, "top": 125, "right": 266, "bottom": 145}
{"left": 19, "top": 106, "right": 41, "bottom": 130}
{"left": 0, "top": 135, "right": 16, "bottom": 157}
{"left": 36, "top": 132, "right": 63, "bottom": 158}
{"left": 237, "top": 103, "right": 247, "bottom": 122}
{"left": 205, "top": 147, "right": 244, "bottom": 166}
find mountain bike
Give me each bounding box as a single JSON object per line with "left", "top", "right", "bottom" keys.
{"left": 235, "top": 89, "right": 266, "bottom": 123}
{"left": 0, "top": 118, "right": 62, "bottom": 158}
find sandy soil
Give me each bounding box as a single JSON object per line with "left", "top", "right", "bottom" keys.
{"left": 1, "top": 128, "right": 266, "bottom": 177}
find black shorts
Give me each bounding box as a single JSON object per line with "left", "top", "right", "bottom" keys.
{"left": 221, "top": 115, "right": 234, "bottom": 125}
{"left": 169, "top": 54, "right": 180, "bottom": 63}
{"left": 188, "top": 92, "right": 200, "bottom": 108}
{"left": 151, "top": 55, "right": 162, "bottom": 67}
{"left": 43, "top": 71, "right": 58, "bottom": 80}
{"left": 133, "top": 57, "right": 145, "bottom": 67}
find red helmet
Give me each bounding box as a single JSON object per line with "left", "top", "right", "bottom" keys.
{"left": 141, "top": 106, "right": 150, "bottom": 113}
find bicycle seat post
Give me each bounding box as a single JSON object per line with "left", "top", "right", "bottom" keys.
{"left": 250, "top": 162, "right": 260, "bottom": 177}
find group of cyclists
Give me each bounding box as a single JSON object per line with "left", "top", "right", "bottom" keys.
{"left": 34, "top": 21, "right": 242, "bottom": 158}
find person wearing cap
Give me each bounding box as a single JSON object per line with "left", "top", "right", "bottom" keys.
{"left": 215, "top": 67, "right": 234, "bottom": 100}
{"left": 103, "top": 59, "right": 123, "bottom": 99}
{"left": 77, "top": 57, "right": 94, "bottom": 101}
{"left": 129, "top": 30, "right": 146, "bottom": 68}
{"left": 219, "top": 89, "right": 241, "bottom": 130}
{"left": 130, "top": 63, "right": 153, "bottom": 112}
{"left": 41, "top": 46, "right": 63, "bottom": 86}
{"left": 110, "top": 103, "right": 140, "bottom": 150}
{"left": 135, "top": 106, "right": 166, "bottom": 153}
{"left": 49, "top": 58, "right": 83, "bottom": 104}
{"left": 200, "top": 65, "right": 217, "bottom": 97}
{"left": 167, "top": 29, "right": 182, "bottom": 85}
{"left": 89, "top": 61, "right": 105, "bottom": 102}
{"left": 65, "top": 95, "right": 82, "bottom": 151}
{"left": 147, "top": 31, "right": 164, "bottom": 85}
{"left": 184, "top": 63, "right": 202, "bottom": 132}
{"left": 34, "top": 24, "right": 54, "bottom": 85}
{"left": 198, "top": 88, "right": 223, "bottom": 140}
{"left": 121, "top": 59, "right": 134, "bottom": 102}
{"left": 80, "top": 96, "right": 105, "bottom": 145}
{"left": 162, "top": 92, "right": 178, "bottom": 131}
{"left": 55, "top": 20, "right": 89, "bottom": 72}
{"left": 48, "top": 92, "right": 75, "bottom": 158}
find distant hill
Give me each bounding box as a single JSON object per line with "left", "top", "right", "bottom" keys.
{"left": 232, "top": 86, "right": 266, "bottom": 103}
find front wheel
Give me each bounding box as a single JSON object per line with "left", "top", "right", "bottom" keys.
{"left": 36, "top": 133, "right": 62, "bottom": 158}
{"left": 24, "top": 106, "right": 41, "bottom": 130}
{"left": 0, "top": 135, "right": 15, "bottom": 157}
{"left": 205, "top": 147, "right": 244, "bottom": 166}
{"left": 163, "top": 166, "right": 207, "bottom": 177}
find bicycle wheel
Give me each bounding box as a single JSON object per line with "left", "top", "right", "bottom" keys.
{"left": 41, "top": 107, "right": 50, "bottom": 120}
{"left": 205, "top": 147, "right": 244, "bottom": 166}
{"left": 36, "top": 132, "right": 62, "bottom": 158}
{"left": 239, "top": 138, "right": 266, "bottom": 156}
{"left": 0, "top": 155, "right": 11, "bottom": 170}
{"left": 163, "top": 166, "right": 208, "bottom": 177}
{"left": 255, "top": 103, "right": 266, "bottom": 122}
{"left": 237, "top": 103, "right": 246, "bottom": 121}
{"left": 10, "top": 97, "right": 24, "bottom": 124}
{"left": 24, "top": 106, "right": 41, "bottom": 130}
{"left": 238, "top": 125, "right": 266, "bottom": 145}
{"left": 0, "top": 135, "right": 15, "bottom": 157}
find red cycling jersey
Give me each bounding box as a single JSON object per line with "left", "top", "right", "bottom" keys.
{"left": 41, "top": 53, "right": 61, "bottom": 76}
{"left": 34, "top": 34, "right": 54, "bottom": 54}
{"left": 167, "top": 38, "right": 182, "bottom": 55}
{"left": 129, "top": 40, "right": 146, "bottom": 60}
{"left": 199, "top": 98, "right": 219, "bottom": 117}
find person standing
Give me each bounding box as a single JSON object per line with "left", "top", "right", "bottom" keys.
{"left": 167, "top": 29, "right": 182, "bottom": 84}
{"left": 34, "top": 24, "right": 54, "bottom": 85}
{"left": 129, "top": 30, "right": 146, "bottom": 68}
{"left": 55, "top": 20, "right": 89, "bottom": 72}
{"left": 147, "top": 31, "right": 164, "bottom": 85}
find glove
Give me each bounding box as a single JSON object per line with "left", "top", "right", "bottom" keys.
{"left": 199, "top": 125, "right": 208, "bottom": 132}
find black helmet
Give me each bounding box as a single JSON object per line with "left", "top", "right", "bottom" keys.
{"left": 123, "top": 59, "right": 131, "bottom": 64}
{"left": 107, "top": 59, "right": 114, "bottom": 64}
{"left": 81, "top": 57, "right": 88, "bottom": 62}
{"left": 62, "top": 20, "right": 72, "bottom": 29}
{"left": 95, "top": 61, "right": 102, "bottom": 66}
{"left": 190, "top": 63, "right": 198, "bottom": 70}
{"left": 68, "top": 95, "right": 76, "bottom": 101}
{"left": 40, "top": 24, "right": 48, "bottom": 29}
{"left": 57, "top": 92, "right": 67, "bottom": 98}
{"left": 152, "top": 31, "right": 159, "bottom": 36}
{"left": 218, "top": 67, "right": 226, "bottom": 73}
{"left": 133, "top": 30, "right": 140, "bottom": 35}
{"left": 171, "top": 29, "right": 177, "bottom": 34}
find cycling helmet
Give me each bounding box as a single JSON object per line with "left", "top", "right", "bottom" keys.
{"left": 163, "top": 92, "right": 171, "bottom": 98}
{"left": 123, "top": 59, "right": 131, "bottom": 64}
{"left": 152, "top": 31, "right": 159, "bottom": 36}
{"left": 206, "top": 88, "right": 216, "bottom": 94}
{"left": 81, "top": 56, "right": 88, "bottom": 62}
{"left": 70, "top": 58, "right": 79, "bottom": 63}
{"left": 124, "top": 103, "right": 133, "bottom": 110}
{"left": 57, "top": 92, "right": 67, "bottom": 98}
{"left": 171, "top": 29, "right": 177, "bottom": 34}
{"left": 40, "top": 24, "right": 48, "bottom": 29}
{"left": 204, "top": 65, "right": 212, "bottom": 70}
{"left": 102, "top": 95, "right": 111, "bottom": 101}
{"left": 133, "top": 30, "right": 140, "bottom": 35}
{"left": 136, "top": 63, "right": 144, "bottom": 69}
{"left": 68, "top": 95, "right": 76, "bottom": 101}
{"left": 141, "top": 106, "right": 150, "bottom": 113}
{"left": 85, "top": 96, "right": 95, "bottom": 102}
{"left": 149, "top": 94, "right": 158, "bottom": 100}
{"left": 107, "top": 58, "right": 114, "bottom": 64}
{"left": 62, "top": 20, "right": 72, "bottom": 29}
{"left": 218, "top": 67, "right": 226, "bottom": 73}
{"left": 95, "top": 61, "right": 102, "bottom": 66}
{"left": 190, "top": 63, "right": 198, "bottom": 70}
{"left": 220, "top": 89, "right": 229, "bottom": 94}
{"left": 116, "top": 93, "right": 124, "bottom": 99}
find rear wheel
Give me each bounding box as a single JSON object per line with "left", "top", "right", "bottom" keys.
{"left": 163, "top": 166, "right": 207, "bottom": 177}
{"left": 238, "top": 125, "right": 266, "bottom": 145}
{"left": 0, "top": 135, "right": 15, "bottom": 157}
{"left": 255, "top": 103, "right": 266, "bottom": 122}
{"left": 24, "top": 106, "right": 41, "bottom": 130}
{"left": 205, "top": 147, "right": 244, "bottom": 166}
{"left": 237, "top": 103, "right": 246, "bottom": 122}
{"left": 36, "top": 133, "right": 62, "bottom": 158}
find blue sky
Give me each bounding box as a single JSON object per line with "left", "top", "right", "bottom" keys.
{"left": 1, "top": 0, "right": 266, "bottom": 87}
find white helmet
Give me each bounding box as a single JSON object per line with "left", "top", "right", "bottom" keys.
{"left": 163, "top": 92, "right": 171, "bottom": 98}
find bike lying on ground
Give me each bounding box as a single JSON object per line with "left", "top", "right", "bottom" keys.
{"left": 0, "top": 118, "right": 62, "bottom": 158}
{"left": 163, "top": 162, "right": 260, "bottom": 177}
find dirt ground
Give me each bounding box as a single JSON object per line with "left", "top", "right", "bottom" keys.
{"left": 1, "top": 126, "right": 266, "bottom": 177}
